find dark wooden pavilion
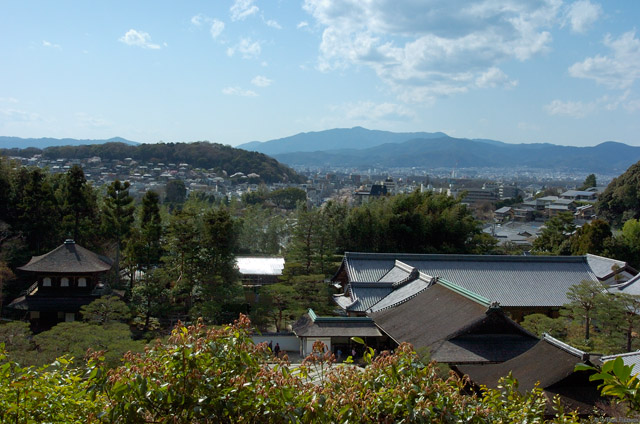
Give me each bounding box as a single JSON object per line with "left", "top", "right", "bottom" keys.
{"left": 7, "top": 239, "right": 113, "bottom": 331}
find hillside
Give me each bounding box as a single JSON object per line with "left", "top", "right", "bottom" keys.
{"left": 1, "top": 142, "right": 304, "bottom": 184}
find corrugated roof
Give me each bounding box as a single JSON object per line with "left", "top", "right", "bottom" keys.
{"left": 342, "top": 253, "right": 602, "bottom": 307}
{"left": 236, "top": 257, "right": 284, "bottom": 276}
{"left": 18, "top": 240, "right": 112, "bottom": 273}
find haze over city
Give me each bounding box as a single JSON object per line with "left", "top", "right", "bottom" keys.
{"left": 1, "top": 0, "right": 640, "bottom": 147}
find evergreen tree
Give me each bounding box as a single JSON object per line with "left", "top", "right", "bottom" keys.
{"left": 16, "top": 168, "right": 60, "bottom": 253}
{"left": 139, "top": 190, "right": 163, "bottom": 269}
{"left": 60, "top": 165, "right": 98, "bottom": 244}
{"left": 102, "top": 180, "right": 135, "bottom": 286}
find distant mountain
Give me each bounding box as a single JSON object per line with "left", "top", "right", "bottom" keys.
{"left": 237, "top": 126, "right": 447, "bottom": 155}
{"left": 271, "top": 135, "right": 640, "bottom": 172}
{"left": 0, "top": 136, "right": 140, "bottom": 149}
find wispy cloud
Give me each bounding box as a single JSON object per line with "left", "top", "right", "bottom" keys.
{"left": 222, "top": 86, "right": 258, "bottom": 97}
{"left": 227, "top": 38, "right": 261, "bottom": 59}
{"left": 564, "top": 0, "right": 602, "bottom": 34}
{"left": 545, "top": 91, "right": 638, "bottom": 118}
{"left": 75, "top": 112, "right": 109, "bottom": 128}
{"left": 0, "top": 97, "right": 19, "bottom": 104}
{"left": 569, "top": 31, "right": 640, "bottom": 89}
{"left": 297, "top": 21, "right": 309, "bottom": 29}
{"left": 334, "top": 101, "right": 415, "bottom": 121}
{"left": 0, "top": 108, "right": 43, "bottom": 123}
{"left": 42, "top": 40, "right": 61, "bottom": 49}
{"left": 251, "top": 75, "right": 273, "bottom": 87}
{"left": 264, "top": 19, "right": 282, "bottom": 30}
{"left": 230, "top": 0, "right": 259, "bottom": 21}
{"left": 303, "top": 0, "right": 560, "bottom": 103}
{"left": 119, "top": 29, "right": 162, "bottom": 49}
{"left": 191, "top": 14, "right": 225, "bottom": 39}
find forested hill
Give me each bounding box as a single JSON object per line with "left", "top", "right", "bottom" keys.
{"left": 1, "top": 142, "right": 304, "bottom": 184}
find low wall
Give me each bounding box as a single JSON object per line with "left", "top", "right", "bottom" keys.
{"left": 251, "top": 333, "right": 299, "bottom": 352}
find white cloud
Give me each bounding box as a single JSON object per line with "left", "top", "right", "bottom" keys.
{"left": 475, "top": 67, "right": 517, "bottom": 89}
{"left": 265, "top": 19, "right": 282, "bottom": 30}
{"left": 569, "top": 31, "right": 640, "bottom": 89}
{"left": 251, "top": 75, "right": 273, "bottom": 87}
{"left": 222, "top": 86, "right": 258, "bottom": 97}
{"left": 191, "top": 14, "right": 225, "bottom": 39}
{"left": 297, "top": 21, "right": 309, "bottom": 29}
{"left": 336, "top": 101, "right": 415, "bottom": 121}
{"left": 0, "top": 97, "right": 18, "bottom": 104}
{"left": 230, "top": 0, "right": 259, "bottom": 21}
{"left": 209, "top": 19, "right": 225, "bottom": 38}
{"left": 227, "top": 38, "right": 261, "bottom": 59}
{"left": 545, "top": 99, "right": 596, "bottom": 118}
{"left": 119, "top": 29, "right": 161, "bottom": 49}
{"left": 303, "top": 0, "right": 561, "bottom": 103}
{"left": 0, "top": 108, "right": 43, "bottom": 123}
{"left": 564, "top": 0, "right": 602, "bottom": 34}
{"left": 42, "top": 40, "right": 61, "bottom": 49}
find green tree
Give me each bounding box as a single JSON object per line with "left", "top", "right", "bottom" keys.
{"left": 80, "top": 295, "right": 131, "bottom": 325}
{"left": 569, "top": 219, "right": 612, "bottom": 255}
{"left": 60, "top": 165, "right": 98, "bottom": 243}
{"left": 597, "top": 161, "right": 640, "bottom": 227}
{"left": 165, "top": 179, "right": 186, "bottom": 204}
{"left": 16, "top": 168, "right": 60, "bottom": 253}
{"left": 131, "top": 268, "right": 171, "bottom": 332}
{"left": 139, "top": 190, "right": 163, "bottom": 269}
{"left": 268, "top": 187, "right": 307, "bottom": 210}
{"left": 102, "top": 180, "right": 135, "bottom": 286}
{"left": 580, "top": 174, "right": 597, "bottom": 190}
{"left": 564, "top": 280, "right": 607, "bottom": 342}
{"left": 532, "top": 212, "right": 575, "bottom": 255}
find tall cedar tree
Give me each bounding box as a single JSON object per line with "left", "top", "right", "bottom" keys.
{"left": 61, "top": 165, "right": 98, "bottom": 244}
{"left": 102, "top": 180, "right": 134, "bottom": 287}
{"left": 139, "top": 190, "right": 163, "bottom": 269}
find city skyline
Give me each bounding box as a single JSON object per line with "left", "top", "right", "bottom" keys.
{"left": 1, "top": 0, "right": 640, "bottom": 147}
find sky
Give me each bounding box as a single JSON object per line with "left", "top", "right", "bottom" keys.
{"left": 1, "top": 0, "right": 640, "bottom": 147}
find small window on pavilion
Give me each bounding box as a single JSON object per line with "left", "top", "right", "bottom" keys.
{"left": 78, "top": 277, "right": 87, "bottom": 287}
{"left": 61, "top": 277, "right": 69, "bottom": 287}
{"left": 43, "top": 277, "right": 51, "bottom": 287}
{"left": 30, "top": 311, "right": 40, "bottom": 319}
{"left": 65, "top": 312, "right": 75, "bottom": 322}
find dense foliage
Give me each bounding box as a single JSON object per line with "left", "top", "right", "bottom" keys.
{"left": 0, "top": 316, "right": 584, "bottom": 423}
{"left": 597, "top": 161, "right": 640, "bottom": 227}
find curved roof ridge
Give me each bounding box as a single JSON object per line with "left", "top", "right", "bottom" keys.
{"left": 542, "top": 333, "right": 588, "bottom": 359}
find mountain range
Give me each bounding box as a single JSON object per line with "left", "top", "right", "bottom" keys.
{"left": 238, "top": 127, "right": 640, "bottom": 172}
{"left": 0, "top": 136, "right": 139, "bottom": 149}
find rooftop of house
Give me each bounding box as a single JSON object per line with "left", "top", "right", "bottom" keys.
{"left": 18, "top": 239, "right": 113, "bottom": 274}
{"left": 335, "top": 252, "right": 633, "bottom": 308}
{"left": 292, "top": 309, "right": 383, "bottom": 338}
{"left": 235, "top": 257, "right": 285, "bottom": 276}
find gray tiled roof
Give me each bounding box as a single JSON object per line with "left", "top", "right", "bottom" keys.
{"left": 342, "top": 252, "right": 602, "bottom": 307}
{"left": 348, "top": 283, "right": 393, "bottom": 311}
{"left": 368, "top": 273, "right": 433, "bottom": 313}
{"left": 602, "top": 351, "right": 640, "bottom": 372}
{"left": 18, "top": 239, "right": 112, "bottom": 274}
{"left": 610, "top": 273, "right": 640, "bottom": 295}
{"left": 586, "top": 254, "right": 629, "bottom": 279}
{"left": 236, "top": 257, "right": 284, "bottom": 276}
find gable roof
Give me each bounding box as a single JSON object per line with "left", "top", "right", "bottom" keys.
{"left": 18, "top": 240, "right": 112, "bottom": 274}
{"left": 369, "top": 279, "right": 538, "bottom": 363}
{"left": 337, "top": 252, "right": 623, "bottom": 308}
{"left": 601, "top": 351, "right": 640, "bottom": 372}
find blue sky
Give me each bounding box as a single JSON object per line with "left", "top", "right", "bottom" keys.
{"left": 1, "top": 0, "right": 639, "bottom": 147}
